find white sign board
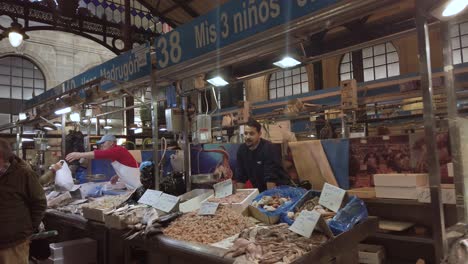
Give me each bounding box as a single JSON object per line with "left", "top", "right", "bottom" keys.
{"left": 154, "top": 193, "right": 180, "bottom": 213}
{"left": 198, "top": 202, "right": 219, "bottom": 215}
{"left": 214, "top": 179, "right": 233, "bottom": 198}
{"left": 319, "top": 183, "right": 346, "bottom": 212}
{"left": 138, "top": 190, "right": 163, "bottom": 208}
{"left": 289, "top": 210, "right": 321, "bottom": 238}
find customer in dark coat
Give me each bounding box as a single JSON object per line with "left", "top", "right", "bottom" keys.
{"left": 0, "top": 139, "right": 46, "bottom": 264}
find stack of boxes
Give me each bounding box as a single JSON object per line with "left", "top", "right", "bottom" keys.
{"left": 373, "top": 173, "right": 428, "bottom": 199}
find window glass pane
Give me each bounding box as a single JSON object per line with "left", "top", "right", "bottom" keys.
{"left": 293, "top": 84, "right": 301, "bottom": 95}
{"left": 12, "top": 77, "right": 22, "bottom": 86}
{"left": 374, "top": 55, "right": 386, "bottom": 66}
{"left": 285, "top": 87, "right": 293, "bottom": 96}
{"left": 12, "top": 87, "right": 22, "bottom": 99}
{"left": 23, "top": 68, "right": 34, "bottom": 78}
{"left": 35, "top": 89, "right": 44, "bottom": 96}
{"left": 0, "top": 114, "right": 10, "bottom": 127}
{"left": 0, "top": 57, "right": 10, "bottom": 66}
{"left": 340, "top": 63, "right": 350, "bottom": 73}
{"left": 451, "top": 25, "right": 460, "bottom": 37}
{"left": 23, "top": 60, "right": 33, "bottom": 69}
{"left": 23, "top": 88, "right": 33, "bottom": 100}
{"left": 387, "top": 52, "right": 399, "bottom": 63}
{"left": 34, "top": 69, "right": 44, "bottom": 79}
{"left": 292, "top": 75, "right": 301, "bottom": 84}
{"left": 284, "top": 77, "right": 292, "bottom": 86}
{"left": 342, "top": 53, "right": 350, "bottom": 63}
{"left": 374, "top": 44, "right": 386, "bottom": 55}
{"left": 463, "top": 48, "right": 468, "bottom": 63}
{"left": 461, "top": 22, "right": 468, "bottom": 35}
{"left": 11, "top": 57, "right": 22, "bottom": 66}
{"left": 269, "top": 80, "right": 276, "bottom": 89}
{"left": 375, "top": 65, "right": 387, "bottom": 80}
{"left": 270, "top": 73, "right": 276, "bottom": 79}
{"left": 454, "top": 49, "right": 462, "bottom": 64}
{"left": 462, "top": 35, "right": 468, "bottom": 48}
{"left": 284, "top": 70, "right": 292, "bottom": 77}
{"left": 301, "top": 73, "right": 307, "bottom": 81}
{"left": 341, "top": 74, "right": 351, "bottom": 81}
{"left": 0, "top": 85, "right": 10, "bottom": 98}
{"left": 34, "top": 80, "right": 45, "bottom": 89}
{"left": 0, "top": 75, "right": 10, "bottom": 85}
{"left": 300, "top": 66, "right": 307, "bottom": 73}
{"left": 453, "top": 37, "right": 461, "bottom": 49}
{"left": 269, "top": 90, "right": 276, "bottom": 99}
{"left": 386, "top": 42, "right": 396, "bottom": 52}
{"left": 388, "top": 63, "right": 400, "bottom": 77}
{"left": 301, "top": 82, "right": 308, "bottom": 92}
{"left": 276, "top": 71, "right": 283, "bottom": 78}
{"left": 0, "top": 66, "right": 9, "bottom": 75}
{"left": 363, "top": 58, "right": 373, "bottom": 68}
{"left": 12, "top": 67, "right": 22, "bottom": 77}
{"left": 277, "top": 79, "right": 284, "bottom": 87}
{"left": 277, "top": 88, "right": 284, "bottom": 97}
{"left": 24, "top": 78, "right": 34, "bottom": 88}
{"left": 364, "top": 69, "right": 374, "bottom": 81}
{"left": 362, "top": 48, "right": 373, "bottom": 58}
{"left": 292, "top": 68, "right": 301, "bottom": 75}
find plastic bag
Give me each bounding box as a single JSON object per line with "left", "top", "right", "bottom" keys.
{"left": 328, "top": 196, "right": 368, "bottom": 236}
{"left": 251, "top": 186, "right": 307, "bottom": 217}
{"left": 55, "top": 160, "right": 74, "bottom": 191}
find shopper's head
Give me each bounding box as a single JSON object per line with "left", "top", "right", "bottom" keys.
{"left": 0, "top": 138, "right": 13, "bottom": 164}
{"left": 244, "top": 118, "right": 262, "bottom": 149}
{"left": 96, "top": 134, "right": 117, "bottom": 150}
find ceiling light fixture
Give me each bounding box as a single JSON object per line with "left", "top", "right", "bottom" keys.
{"left": 273, "top": 56, "right": 301, "bottom": 69}
{"left": 2, "top": 22, "right": 30, "bottom": 48}
{"left": 54, "top": 107, "right": 71, "bottom": 115}
{"left": 207, "top": 76, "right": 229, "bottom": 87}
{"left": 53, "top": 121, "right": 62, "bottom": 127}
{"left": 69, "top": 112, "right": 80, "bottom": 122}
{"left": 43, "top": 125, "right": 55, "bottom": 131}
{"left": 103, "top": 125, "right": 112, "bottom": 130}
{"left": 21, "top": 138, "right": 34, "bottom": 142}
{"left": 134, "top": 128, "right": 143, "bottom": 134}
{"left": 443, "top": 0, "right": 468, "bottom": 17}
{"left": 19, "top": 112, "right": 27, "bottom": 121}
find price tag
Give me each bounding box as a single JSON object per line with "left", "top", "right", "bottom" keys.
{"left": 319, "top": 183, "right": 346, "bottom": 212}
{"left": 154, "top": 193, "right": 180, "bottom": 213}
{"left": 138, "top": 190, "right": 163, "bottom": 208}
{"left": 289, "top": 210, "right": 321, "bottom": 238}
{"left": 213, "top": 179, "right": 233, "bottom": 198}
{"left": 198, "top": 202, "right": 219, "bottom": 215}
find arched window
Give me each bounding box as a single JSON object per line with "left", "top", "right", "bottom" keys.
{"left": 269, "top": 66, "right": 308, "bottom": 100}
{"left": 451, "top": 20, "right": 468, "bottom": 64}
{"left": 0, "top": 56, "right": 46, "bottom": 128}
{"left": 339, "top": 42, "right": 400, "bottom": 82}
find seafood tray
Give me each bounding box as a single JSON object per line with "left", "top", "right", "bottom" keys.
{"left": 202, "top": 189, "right": 259, "bottom": 213}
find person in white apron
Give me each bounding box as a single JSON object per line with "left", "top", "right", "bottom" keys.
{"left": 65, "top": 134, "right": 142, "bottom": 189}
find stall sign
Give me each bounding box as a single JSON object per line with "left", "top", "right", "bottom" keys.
{"left": 198, "top": 202, "right": 220, "bottom": 215}
{"left": 154, "top": 193, "right": 180, "bottom": 213}
{"left": 214, "top": 179, "right": 233, "bottom": 198}
{"left": 319, "top": 183, "right": 346, "bottom": 212}
{"left": 25, "top": 43, "right": 151, "bottom": 109}
{"left": 138, "top": 189, "right": 163, "bottom": 208}
{"left": 289, "top": 210, "right": 321, "bottom": 238}
{"left": 154, "top": 0, "right": 342, "bottom": 70}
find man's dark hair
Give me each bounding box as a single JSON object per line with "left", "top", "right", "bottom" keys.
{"left": 0, "top": 138, "right": 13, "bottom": 162}
{"left": 246, "top": 118, "right": 261, "bottom": 133}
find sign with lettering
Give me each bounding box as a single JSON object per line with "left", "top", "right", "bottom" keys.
{"left": 289, "top": 210, "right": 321, "bottom": 238}
{"left": 154, "top": 193, "right": 180, "bottom": 213}
{"left": 214, "top": 179, "right": 233, "bottom": 198}
{"left": 319, "top": 183, "right": 346, "bottom": 212}
{"left": 154, "top": 0, "right": 342, "bottom": 70}
{"left": 25, "top": 43, "right": 151, "bottom": 109}
{"left": 138, "top": 189, "right": 163, "bottom": 208}
{"left": 198, "top": 202, "right": 219, "bottom": 215}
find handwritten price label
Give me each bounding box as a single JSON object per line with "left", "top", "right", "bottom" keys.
{"left": 154, "top": 193, "right": 180, "bottom": 213}
{"left": 319, "top": 183, "right": 346, "bottom": 212}
{"left": 198, "top": 202, "right": 219, "bottom": 215}
{"left": 289, "top": 210, "right": 321, "bottom": 238}
{"left": 138, "top": 190, "right": 163, "bottom": 208}
{"left": 214, "top": 179, "right": 233, "bottom": 198}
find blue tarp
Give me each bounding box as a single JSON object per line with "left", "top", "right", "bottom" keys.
{"left": 321, "top": 139, "right": 350, "bottom": 190}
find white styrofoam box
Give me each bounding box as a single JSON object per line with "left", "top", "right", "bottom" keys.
{"left": 373, "top": 173, "right": 428, "bottom": 187}
{"left": 358, "top": 244, "right": 385, "bottom": 264}
{"left": 49, "top": 238, "right": 97, "bottom": 262}
{"left": 375, "top": 186, "right": 418, "bottom": 200}
{"left": 202, "top": 189, "right": 259, "bottom": 213}
{"left": 417, "top": 185, "right": 456, "bottom": 204}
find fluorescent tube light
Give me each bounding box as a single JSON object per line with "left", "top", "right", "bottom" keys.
{"left": 54, "top": 107, "right": 71, "bottom": 115}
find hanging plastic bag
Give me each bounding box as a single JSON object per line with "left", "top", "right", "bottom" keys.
{"left": 55, "top": 160, "right": 74, "bottom": 191}
{"left": 328, "top": 196, "right": 368, "bottom": 235}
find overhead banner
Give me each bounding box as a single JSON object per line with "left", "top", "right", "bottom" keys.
{"left": 25, "top": 43, "right": 151, "bottom": 109}
{"left": 154, "top": 0, "right": 342, "bottom": 70}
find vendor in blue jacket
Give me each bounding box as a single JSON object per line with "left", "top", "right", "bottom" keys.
{"left": 234, "top": 118, "right": 290, "bottom": 192}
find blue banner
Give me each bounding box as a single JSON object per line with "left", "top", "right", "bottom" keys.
{"left": 25, "top": 43, "right": 152, "bottom": 109}
{"left": 154, "top": 0, "right": 342, "bottom": 70}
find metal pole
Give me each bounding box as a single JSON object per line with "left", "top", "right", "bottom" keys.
{"left": 150, "top": 67, "right": 160, "bottom": 191}
{"left": 442, "top": 21, "right": 467, "bottom": 223}
{"left": 96, "top": 117, "right": 100, "bottom": 136}
{"left": 415, "top": 0, "right": 448, "bottom": 260}
{"left": 182, "top": 95, "right": 191, "bottom": 192}
{"left": 16, "top": 125, "right": 21, "bottom": 156}
{"left": 61, "top": 114, "right": 66, "bottom": 159}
